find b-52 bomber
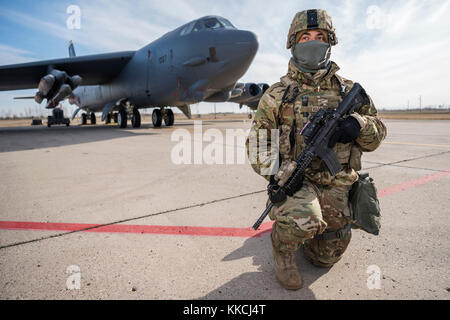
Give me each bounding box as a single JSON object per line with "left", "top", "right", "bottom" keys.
{"left": 0, "top": 15, "right": 268, "bottom": 128}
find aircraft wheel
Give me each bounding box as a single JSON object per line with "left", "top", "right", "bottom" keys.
{"left": 81, "top": 113, "right": 87, "bottom": 125}
{"left": 152, "top": 109, "right": 162, "bottom": 128}
{"left": 106, "top": 113, "right": 111, "bottom": 124}
{"left": 118, "top": 109, "right": 127, "bottom": 128}
{"left": 113, "top": 113, "right": 118, "bottom": 123}
{"left": 90, "top": 113, "right": 96, "bottom": 125}
{"left": 131, "top": 108, "right": 141, "bottom": 128}
{"left": 164, "top": 109, "right": 174, "bottom": 126}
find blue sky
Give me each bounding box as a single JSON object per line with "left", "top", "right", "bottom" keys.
{"left": 1, "top": 0, "right": 449, "bottom": 117}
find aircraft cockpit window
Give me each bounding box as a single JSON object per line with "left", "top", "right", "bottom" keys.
{"left": 180, "top": 22, "right": 194, "bottom": 36}
{"left": 192, "top": 21, "right": 204, "bottom": 32}
{"left": 218, "top": 18, "right": 235, "bottom": 29}
{"left": 203, "top": 18, "right": 224, "bottom": 30}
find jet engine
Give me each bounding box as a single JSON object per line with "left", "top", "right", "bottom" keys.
{"left": 229, "top": 82, "right": 269, "bottom": 110}
{"left": 228, "top": 82, "right": 261, "bottom": 103}
{"left": 240, "top": 83, "right": 261, "bottom": 101}
{"left": 258, "top": 83, "right": 269, "bottom": 94}
{"left": 34, "top": 69, "right": 82, "bottom": 108}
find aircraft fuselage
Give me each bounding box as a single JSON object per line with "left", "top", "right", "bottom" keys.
{"left": 74, "top": 16, "right": 258, "bottom": 112}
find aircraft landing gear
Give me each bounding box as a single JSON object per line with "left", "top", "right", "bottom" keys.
{"left": 90, "top": 113, "right": 96, "bottom": 125}
{"left": 105, "top": 113, "right": 112, "bottom": 124}
{"left": 164, "top": 109, "right": 174, "bottom": 127}
{"left": 113, "top": 113, "right": 118, "bottom": 123}
{"left": 152, "top": 109, "right": 162, "bottom": 128}
{"left": 118, "top": 108, "right": 127, "bottom": 128}
{"left": 152, "top": 108, "right": 174, "bottom": 128}
{"left": 81, "top": 113, "right": 87, "bottom": 125}
{"left": 131, "top": 108, "right": 141, "bottom": 128}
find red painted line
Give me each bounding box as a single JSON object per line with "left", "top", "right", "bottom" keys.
{"left": 377, "top": 170, "right": 450, "bottom": 198}
{"left": 0, "top": 220, "right": 274, "bottom": 238}
{"left": 0, "top": 171, "right": 449, "bottom": 238}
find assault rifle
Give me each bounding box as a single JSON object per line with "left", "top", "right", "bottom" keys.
{"left": 252, "top": 83, "right": 370, "bottom": 230}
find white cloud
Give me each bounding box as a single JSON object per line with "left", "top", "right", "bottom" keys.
{"left": 333, "top": 0, "right": 450, "bottom": 108}
{"left": 0, "top": 44, "right": 35, "bottom": 65}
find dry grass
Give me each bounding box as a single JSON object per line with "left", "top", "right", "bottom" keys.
{"left": 379, "top": 111, "right": 450, "bottom": 120}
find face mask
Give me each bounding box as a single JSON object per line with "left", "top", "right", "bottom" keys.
{"left": 291, "top": 40, "right": 331, "bottom": 73}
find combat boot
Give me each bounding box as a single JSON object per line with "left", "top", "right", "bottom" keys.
{"left": 271, "top": 229, "right": 303, "bottom": 290}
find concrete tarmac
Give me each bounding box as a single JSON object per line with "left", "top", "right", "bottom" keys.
{"left": 0, "top": 119, "right": 449, "bottom": 300}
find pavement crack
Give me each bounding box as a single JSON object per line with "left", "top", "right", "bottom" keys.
{"left": 364, "top": 150, "right": 450, "bottom": 171}
{"left": 0, "top": 190, "right": 265, "bottom": 250}
{"left": 4, "top": 151, "right": 448, "bottom": 250}
{"left": 364, "top": 161, "right": 447, "bottom": 173}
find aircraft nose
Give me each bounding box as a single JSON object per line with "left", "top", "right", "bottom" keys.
{"left": 216, "top": 29, "right": 259, "bottom": 68}
{"left": 230, "top": 30, "right": 259, "bottom": 59}
{"left": 216, "top": 29, "right": 259, "bottom": 53}
{"left": 233, "top": 30, "right": 259, "bottom": 55}
{"left": 211, "top": 29, "right": 259, "bottom": 86}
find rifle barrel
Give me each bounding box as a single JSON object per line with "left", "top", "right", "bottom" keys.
{"left": 252, "top": 203, "right": 273, "bottom": 230}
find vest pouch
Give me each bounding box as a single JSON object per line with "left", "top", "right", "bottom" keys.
{"left": 349, "top": 173, "right": 381, "bottom": 235}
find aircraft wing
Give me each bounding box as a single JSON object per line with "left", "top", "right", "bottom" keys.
{"left": 0, "top": 51, "right": 136, "bottom": 91}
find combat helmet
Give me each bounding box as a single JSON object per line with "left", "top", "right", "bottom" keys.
{"left": 286, "top": 9, "right": 338, "bottom": 49}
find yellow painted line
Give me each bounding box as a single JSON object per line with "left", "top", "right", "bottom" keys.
{"left": 385, "top": 142, "right": 450, "bottom": 148}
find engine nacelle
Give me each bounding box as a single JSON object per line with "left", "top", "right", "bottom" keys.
{"left": 228, "top": 83, "right": 263, "bottom": 104}
{"left": 34, "top": 69, "right": 82, "bottom": 108}
{"left": 243, "top": 83, "right": 261, "bottom": 100}
{"left": 230, "top": 88, "right": 243, "bottom": 98}
{"left": 258, "top": 83, "right": 269, "bottom": 94}
{"left": 231, "top": 83, "right": 260, "bottom": 102}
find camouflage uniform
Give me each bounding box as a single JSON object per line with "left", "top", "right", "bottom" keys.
{"left": 246, "top": 10, "right": 387, "bottom": 270}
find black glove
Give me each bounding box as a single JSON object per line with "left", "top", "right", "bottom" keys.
{"left": 268, "top": 171, "right": 305, "bottom": 204}
{"left": 268, "top": 184, "right": 288, "bottom": 204}
{"left": 328, "top": 116, "right": 361, "bottom": 148}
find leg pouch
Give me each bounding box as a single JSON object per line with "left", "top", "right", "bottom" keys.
{"left": 349, "top": 173, "right": 381, "bottom": 235}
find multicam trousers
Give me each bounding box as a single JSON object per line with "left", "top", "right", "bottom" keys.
{"left": 269, "top": 181, "right": 352, "bottom": 268}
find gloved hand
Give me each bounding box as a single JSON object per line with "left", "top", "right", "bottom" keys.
{"left": 328, "top": 116, "right": 361, "bottom": 148}
{"left": 267, "top": 184, "right": 288, "bottom": 204}
{"left": 268, "top": 171, "right": 305, "bottom": 204}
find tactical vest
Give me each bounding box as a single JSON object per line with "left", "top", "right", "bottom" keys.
{"left": 276, "top": 73, "right": 361, "bottom": 186}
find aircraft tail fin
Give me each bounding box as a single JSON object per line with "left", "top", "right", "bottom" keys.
{"left": 68, "top": 40, "right": 76, "bottom": 57}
